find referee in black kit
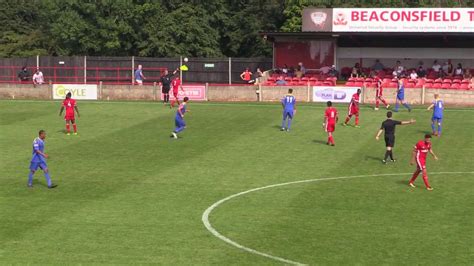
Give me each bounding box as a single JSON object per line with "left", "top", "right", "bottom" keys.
{"left": 160, "top": 68, "right": 178, "bottom": 104}
{"left": 375, "top": 111, "right": 415, "bottom": 164}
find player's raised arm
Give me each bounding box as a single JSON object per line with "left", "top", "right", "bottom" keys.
{"left": 400, "top": 119, "right": 416, "bottom": 125}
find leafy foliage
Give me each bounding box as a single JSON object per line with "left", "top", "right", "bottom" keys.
{"left": 0, "top": 0, "right": 470, "bottom": 57}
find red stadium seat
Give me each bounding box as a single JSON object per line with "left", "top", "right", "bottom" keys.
{"left": 460, "top": 83, "right": 469, "bottom": 90}
{"left": 432, "top": 83, "right": 442, "bottom": 89}
{"left": 354, "top": 81, "right": 364, "bottom": 87}
{"left": 434, "top": 78, "right": 443, "bottom": 83}
{"left": 301, "top": 77, "right": 309, "bottom": 81}
{"left": 267, "top": 77, "right": 276, "bottom": 82}
{"left": 452, "top": 79, "right": 462, "bottom": 84}
{"left": 405, "top": 83, "right": 414, "bottom": 88}
{"left": 450, "top": 83, "right": 460, "bottom": 90}
{"left": 365, "top": 78, "right": 373, "bottom": 82}
{"left": 309, "top": 77, "right": 317, "bottom": 81}
{"left": 292, "top": 77, "right": 300, "bottom": 81}
{"left": 284, "top": 77, "right": 292, "bottom": 81}
{"left": 383, "top": 78, "right": 391, "bottom": 83}
{"left": 442, "top": 79, "right": 452, "bottom": 83}
{"left": 314, "top": 82, "right": 324, "bottom": 86}
{"left": 461, "top": 79, "right": 470, "bottom": 84}
{"left": 388, "top": 82, "right": 398, "bottom": 88}
{"left": 345, "top": 81, "right": 355, "bottom": 86}
{"left": 441, "top": 83, "right": 451, "bottom": 89}
{"left": 425, "top": 78, "right": 434, "bottom": 83}
{"left": 323, "top": 81, "right": 334, "bottom": 86}
{"left": 298, "top": 81, "right": 307, "bottom": 86}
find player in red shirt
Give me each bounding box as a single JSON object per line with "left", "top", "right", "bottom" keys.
{"left": 170, "top": 76, "right": 184, "bottom": 108}
{"left": 374, "top": 76, "right": 389, "bottom": 110}
{"left": 59, "top": 92, "right": 80, "bottom": 135}
{"left": 409, "top": 134, "right": 438, "bottom": 190}
{"left": 323, "top": 101, "right": 338, "bottom": 146}
{"left": 343, "top": 88, "right": 361, "bottom": 127}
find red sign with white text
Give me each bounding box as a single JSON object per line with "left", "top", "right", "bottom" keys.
{"left": 161, "top": 85, "right": 206, "bottom": 101}
{"left": 303, "top": 8, "right": 474, "bottom": 32}
{"left": 332, "top": 8, "right": 474, "bottom": 32}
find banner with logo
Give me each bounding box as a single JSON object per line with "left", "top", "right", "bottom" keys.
{"left": 53, "top": 84, "right": 98, "bottom": 100}
{"left": 161, "top": 85, "right": 206, "bottom": 101}
{"left": 303, "top": 8, "right": 474, "bottom": 32}
{"left": 313, "top": 86, "right": 360, "bottom": 103}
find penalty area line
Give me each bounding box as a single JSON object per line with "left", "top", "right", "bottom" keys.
{"left": 202, "top": 171, "right": 474, "bottom": 265}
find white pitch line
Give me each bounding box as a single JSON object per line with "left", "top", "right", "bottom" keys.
{"left": 202, "top": 171, "right": 474, "bottom": 265}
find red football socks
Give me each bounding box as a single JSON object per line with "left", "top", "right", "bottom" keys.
{"left": 73, "top": 124, "right": 77, "bottom": 133}
{"left": 66, "top": 124, "right": 70, "bottom": 133}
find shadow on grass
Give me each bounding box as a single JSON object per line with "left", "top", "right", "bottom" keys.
{"left": 312, "top": 139, "right": 328, "bottom": 145}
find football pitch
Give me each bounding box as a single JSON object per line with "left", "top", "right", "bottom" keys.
{"left": 0, "top": 100, "right": 473, "bottom": 265}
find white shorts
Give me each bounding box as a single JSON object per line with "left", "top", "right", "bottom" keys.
{"left": 136, "top": 79, "right": 143, "bottom": 85}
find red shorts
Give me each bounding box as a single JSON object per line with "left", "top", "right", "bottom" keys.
{"left": 348, "top": 107, "right": 359, "bottom": 116}
{"left": 416, "top": 159, "right": 427, "bottom": 170}
{"left": 173, "top": 91, "right": 179, "bottom": 97}
{"left": 65, "top": 115, "right": 75, "bottom": 121}
{"left": 376, "top": 89, "right": 383, "bottom": 98}
{"left": 325, "top": 123, "right": 335, "bottom": 132}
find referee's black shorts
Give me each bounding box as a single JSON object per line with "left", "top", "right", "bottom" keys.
{"left": 162, "top": 86, "right": 171, "bottom": 94}
{"left": 385, "top": 135, "right": 395, "bottom": 147}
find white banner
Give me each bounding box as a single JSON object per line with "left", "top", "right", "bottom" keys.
{"left": 332, "top": 8, "right": 474, "bottom": 32}
{"left": 53, "top": 84, "right": 98, "bottom": 100}
{"left": 313, "top": 86, "right": 360, "bottom": 103}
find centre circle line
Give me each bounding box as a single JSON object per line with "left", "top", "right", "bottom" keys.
{"left": 202, "top": 171, "right": 474, "bottom": 265}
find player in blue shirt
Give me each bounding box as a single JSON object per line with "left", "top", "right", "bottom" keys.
{"left": 28, "top": 130, "right": 57, "bottom": 188}
{"left": 281, "top": 89, "right": 296, "bottom": 132}
{"left": 394, "top": 79, "right": 412, "bottom": 112}
{"left": 171, "top": 97, "right": 189, "bottom": 139}
{"left": 427, "top": 94, "right": 444, "bottom": 136}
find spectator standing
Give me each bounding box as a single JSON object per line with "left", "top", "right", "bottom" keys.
{"left": 32, "top": 68, "right": 44, "bottom": 87}
{"left": 328, "top": 65, "right": 338, "bottom": 77}
{"left": 18, "top": 66, "right": 30, "bottom": 83}
{"left": 372, "top": 59, "right": 385, "bottom": 71}
{"left": 253, "top": 67, "right": 264, "bottom": 84}
{"left": 134, "top": 65, "right": 145, "bottom": 85}
{"left": 288, "top": 66, "right": 295, "bottom": 78}
{"left": 298, "top": 62, "right": 306, "bottom": 76}
{"left": 463, "top": 68, "right": 472, "bottom": 80}
{"left": 409, "top": 70, "right": 418, "bottom": 80}
{"left": 240, "top": 68, "right": 253, "bottom": 83}
{"left": 441, "top": 61, "right": 453, "bottom": 76}
{"left": 282, "top": 64, "right": 288, "bottom": 74}
{"left": 295, "top": 66, "right": 304, "bottom": 78}
{"left": 454, "top": 63, "right": 463, "bottom": 76}
{"left": 395, "top": 61, "right": 404, "bottom": 76}
{"left": 432, "top": 60, "right": 441, "bottom": 73}
{"left": 417, "top": 65, "right": 427, "bottom": 78}
{"left": 351, "top": 63, "right": 361, "bottom": 78}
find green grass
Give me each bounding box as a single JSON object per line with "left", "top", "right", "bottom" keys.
{"left": 0, "top": 100, "right": 473, "bottom": 265}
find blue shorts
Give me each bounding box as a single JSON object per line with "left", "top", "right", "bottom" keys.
{"left": 30, "top": 162, "right": 47, "bottom": 171}
{"left": 432, "top": 116, "right": 443, "bottom": 122}
{"left": 397, "top": 94, "right": 404, "bottom": 101}
{"left": 175, "top": 117, "right": 186, "bottom": 127}
{"left": 283, "top": 110, "right": 294, "bottom": 119}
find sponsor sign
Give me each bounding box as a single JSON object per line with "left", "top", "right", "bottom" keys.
{"left": 161, "top": 85, "right": 206, "bottom": 101}
{"left": 302, "top": 8, "right": 333, "bottom": 32}
{"left": 303, "top": 8, "right": 474, "bottom": 32}
{"left": 313, "top": 86, "right": 359, "bottom": 103}
{"left": 53, "top": 84, "right": 97, "bottom": 100}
